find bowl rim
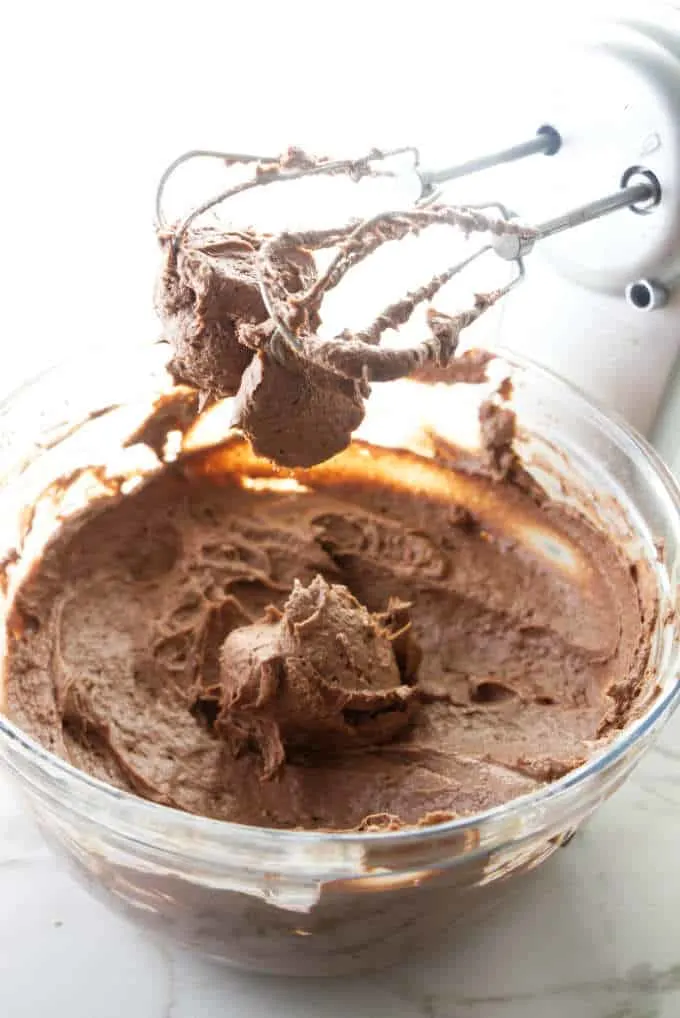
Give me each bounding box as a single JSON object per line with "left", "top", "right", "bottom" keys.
{"left": 0, "top": 340, "right": 679, "bottom": 854}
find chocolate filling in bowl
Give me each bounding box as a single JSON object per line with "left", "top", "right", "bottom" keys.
{"left": 0, "top": 358, "right": 661, "bottom": 833}
{"left": 0, "top": 344, "right": 676, "bottom": 976}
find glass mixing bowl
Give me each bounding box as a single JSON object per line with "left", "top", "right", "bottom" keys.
{"left": 0, "top": 342, "right": 678, "bottom": 976}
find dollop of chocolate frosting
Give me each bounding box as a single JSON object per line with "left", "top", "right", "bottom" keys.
{"left": 218, "top": 575, "right": 419, "bottom": 775}
{"left": 230, "top": 353, "right": 365, "bottom": 468}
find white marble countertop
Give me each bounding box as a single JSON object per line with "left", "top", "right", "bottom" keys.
{"left": 1, "top": 706, "right": 679, "bottom": 1018}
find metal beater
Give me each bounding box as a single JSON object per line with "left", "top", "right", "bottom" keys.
{"left": 155, "top": 133, "right": 665, "bottom": 390}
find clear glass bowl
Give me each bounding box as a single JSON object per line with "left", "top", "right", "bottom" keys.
{"left": 0, "top": 342, "right": 678, "bottom": 976}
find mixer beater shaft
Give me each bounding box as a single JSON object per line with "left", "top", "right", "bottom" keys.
{"left": 491, "top": 168, "right": 660, "bottom": 262}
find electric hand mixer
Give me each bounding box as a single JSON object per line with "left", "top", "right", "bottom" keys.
{"left": 153, "top": 9, "right": 680, "bottom": 467}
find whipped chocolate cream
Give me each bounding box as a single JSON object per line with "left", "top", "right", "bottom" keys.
{"left": 219, "top": 575, "right": 420, "bottom": 777}
{"left": 230, "top": 352, "right": 366, "bottom": 468}
{"left": 155, "top": 227, "right": 316, "bottom": 400}
{"left": 1, "top": 413, "right": 657, "bottom": 831}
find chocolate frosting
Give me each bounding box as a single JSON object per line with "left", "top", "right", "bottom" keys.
{"left": 230, "top": 352, "right": 365, "bottom": 468}
{"left": 155, "top": 227, "right": 317, "bottom": 401}
{"left": 218, "top": 575, "right": 419, "bottom": 776}
{"left": 2, "top": 431, "right": 656, "bottom": 832}
{"left": 479, "top": 395, "right": 520, "bottom": 480}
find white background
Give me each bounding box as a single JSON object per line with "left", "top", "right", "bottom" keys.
{"left": 4, "top": 1, "right": 680, "bottom": 435}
